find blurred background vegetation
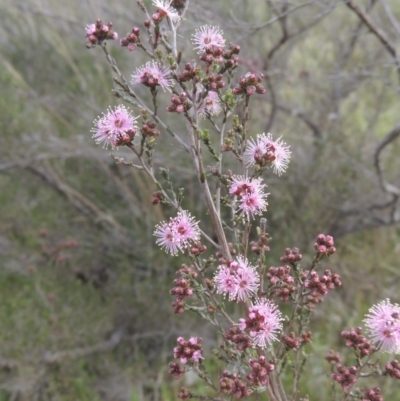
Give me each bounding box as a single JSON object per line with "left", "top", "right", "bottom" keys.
{"left": 1, "top": 0, "right": 400, "bottom": 400}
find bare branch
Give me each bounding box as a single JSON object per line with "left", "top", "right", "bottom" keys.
{"left": 43, "top": 328, "right": 124, "bottom": 365}
{"left": 373, "top": 122, "right": 400, "bottom": 198}
{"left": 344, "top": 0, "right": 400, "bottom": 82}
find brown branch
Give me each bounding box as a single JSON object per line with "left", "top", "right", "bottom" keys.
{"left": 373, "top": 122, "right": 400, "bottom": 200}
{"left": 344, "top": 0, "right": 400, "bottom": 82}
{"left": 43, "top": 328, "right": 124, "bottom": 365}
{"left": 28, "top": 161, "right": 127, "bottom": 234}
{"left": 273, "top": 102, "right": 322, "bottom": 139}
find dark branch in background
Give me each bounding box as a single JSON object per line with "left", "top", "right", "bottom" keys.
{"left": 329, "top": 123, "right": 400, "bottom": 237}
{"left": 264, "top": 0, "right": 290, "bottom": 133}
{"left": 27, "top": 161, "right": 127, "bottom": 235}
{"left": 261, "top": 1, "right": 335, "bottom": 133}
{"left": 344, "top": 0, "right": 400, "bottom": 83}
{"left": 373, "top": 123, "right": 400, "bottom": 211}
{"left": 44, "top": 328, "right": 125, "bottom": 365}
{"left": 340, "top": 0, "right": 377, "bottom": 66}
{"left": 273, "top": 102, "right": 322, "bottom": 139}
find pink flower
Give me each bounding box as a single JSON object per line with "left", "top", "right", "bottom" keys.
{"left": 192, "top": 25, "right": 225, "bottom": 54}
{"left": 364, "top": 299, "right": 400, "bottom": 353}
{"left": 229, "top": 176, "right": 268, "bottom": 218}
{"left": 238, "top": 191, "right": 268, "bottom": 218}
{"left": 214, "top": 266, "right": 237, "bottom": 298}
{"left": 131, "top": 61, "right": 173, "bottom": 91}
{"left": 86, "top": 24, "right": 96, "bottom": 36}
{"left": 154, "top": 221, "right": 181, "bottom": 256}
{"left": 91, "top": 105, "right": 138, "bottom": 149}
{"left": 154, "top": 210, "right": 201, "bottom": 255}
{"left": 171, "top": 210, "right": 201, "bottom": 247}
{"left": 239, "top": 299, "right": 283, "bottom": 348}
{"left": 214, "top": 257, "right": 260, "bottom": 302}
{"left": 152, "top": 0, "right": 180, "bottom": 23}
{"left": 243, "top": 133, "right": 291, "bottom": 176}
{"left": 198, "top": 91, "right": 222, "bottom": 118}
{"left": 232, "top": 257, "right": 260, "bottom": 302}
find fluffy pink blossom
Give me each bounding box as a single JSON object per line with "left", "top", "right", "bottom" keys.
{"left": 214, "top": 266, "right": 237, "bottom": 298}
{"left": 214, "top": 257, "right": 260, "bottom": 302}
{"left": 170, "top": 210, "right": 201, "bottom": 247}
{"left": 364, "top": 299, "right": 400, "bottom": 353}
{"left": 243, "top": 133, "right": 291, "bottom": 176}
{"left": 238, "top": 191, "right": 268, "bottom": 218}
{"left": 229, "top": 176, "right": 268, "bottom": 218}
{"left": 154, "top": 210, "right": 200, "bottom": 255}
{"left": 91, "top": 105, "right": 138, "bottom": 149}
{"left": 152, "top": 0, "right": 180, "bottom": 23}
{"left": 86, "top": 24, "right": 96, "bottom": 36}
{"left": 232, "top": 257, "right": 260, "bottom": 302}
{"left": 239, "top": 299, "right": 283, "bottom": 347}
{"left": 198, "top": 91, "right": 222, "bottom": 118}
{"left": 154, "top": 221, "right": 181, "bottom": 256}
{"left": 131, "top": 61, "right": 173, "bottom": 91}
{"left": 192, "top": 25, "right": 225, "bottom": 54}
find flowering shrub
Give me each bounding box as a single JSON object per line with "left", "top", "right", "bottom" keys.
{"left": 85, "top": 1, "right": 400, "bottom": 399}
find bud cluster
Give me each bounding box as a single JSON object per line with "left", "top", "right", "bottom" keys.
{"left": 168, "top": 361, "right": 185, "bottom": 379}
{"left": 233, "top": 73, "right": 265, "bottom": 96}
{"left": 216, "top": 243, "right": 237, "bottom": 265}
{"left": 282, "top": 331, "right": 312, "bottom": 349}
{"left": 173, "top": 337, "right": 203, "bottom": 364}
{"left": 224, "top": 326, "right": 252, "bottom": 351}
{"left": 177, "top": 62, "right": 199, "bottom": 83}
{"left": 331, "top": 364, "right": 358, "bottom": 390}
{"left": 120, "top": 27, "right": 141, "bottom": 51}
{"left": 151, "top": 191, "right": 164, "bottom": 205}
{"left": 247, "top": 356, "right": 274, "bottom": 386}
{"left": 189, "top": 241, "right": 207, "bottom": 256}
{"left": 267, "top": 265, "right": 296, "bottom": 301}
{"left": 280, "top": 247, "right": 302, "bottom": 263}
{"left": 250, "top": 233, "right": 270, "bottom": 254}
{"left": 141, "top": 120, "right": 160, "bottom": 137}
{"left": 341, "top": 327, "right": 375, "bottom": 357}
{"left": 302, "top": 269, "right": 341, "bottom": 306}
{"left": 170, "top": 264, "right": 197, "bottom": 314}
{"left": 86, "top": 19, "right": 118, "bottom": 48}
{"left": 314, "top": 234, "right": 336, "bottom": 256}
{"left": 167, "top": 92, "right": 191, "bottom": 114}
{"left": 177, "top": 387, "right": 191, "bottom": 400}
{"left": 325, "top": 350, "right": 341, "bottom": 365}
{"left": 203, "top": 73, "right": 225, "bottom": 91}
{"left": 362, "top": 387, "right": 383, "bottom": 401}
{"left": 199, "top": 43, "right": 240, "bottom": 69}
{"left": 219, "top": 371, "right": 251, "bottom": 399}
{"left": 385, "top": 360, "right": 400, "bottom": 379}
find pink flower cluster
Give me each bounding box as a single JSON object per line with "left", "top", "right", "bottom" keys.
{"left": 198, "top": 90, "right": 222, "bottom": 118}
{"left": 152, "top": 0, "right": 180, "bottom": 23}
{"left": 214, "top": 256, "right": 260, "bottom": 302}
{"left": 219, "top": 371, "right": 250, "bottom": 399}
{"left": 364, "top": 299, "right": 400, "bottom": 353}
{"left": 85, "top": 19, "right": 118, "bottom": 48}
{"left": 154, "top": 210, "right": 200, "bottom": 255}
{"left": 192, "top": 25, "right": 225, "bottom": 54}
{"left": 247, "top": 355, "right": 275, "bottom": 386}
{"left": 173, "top": 336, "right": 203, "bottom": 364}
{"left": 131, "top": 61, "right": 173, "bottom": 91}
{"left": 229, "top": 176, "right": 268, "bottom": 218}
{"left": 91, "top": 105, "right": 138, "bottom": 149}
{"left": 239, "top": 298, "right": 283, "bottom": 348}
{"left": 243, "top": 133, "right": 291, "bottom": 176}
